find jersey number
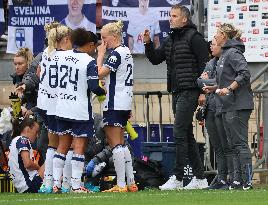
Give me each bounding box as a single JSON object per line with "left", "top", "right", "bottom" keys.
{"left": 125, "top": 64, "right": 133, "bottom": 86}
{"left": 48, "top": 64, "right": 78, "bottom": 91}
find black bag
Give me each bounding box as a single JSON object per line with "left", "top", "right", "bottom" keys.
{"left": 133, "top": 158, "right": 165, "bottom": 190}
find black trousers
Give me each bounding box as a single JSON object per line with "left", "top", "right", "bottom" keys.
{"left": 172, "top": 90, "right": 205, "bottom": 181}
{"left": 206, "top": 111, "right": 234, "bottom": 182}
{"left": 222, "top": 110, "right": 252, "bottom": 184}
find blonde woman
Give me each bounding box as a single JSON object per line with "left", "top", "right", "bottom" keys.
{"left": 12, "top": 47, "right": 34, "bottom": 109}
{"left": 37, "top": 23, "right": 73, "bottom": 193}
{"left": 97, "top": 21, "right": 138, "bottom": 192}
{"left": 11, "top": 47, "right": 33, "bottom": 85}
{"left": 205, "top": 23, "right": 254, "bottom": 190}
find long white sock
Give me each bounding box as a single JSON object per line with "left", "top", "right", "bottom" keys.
{"left": 71, "top": 153, "right": 85, "bottom": 190}
{"left": 44, "top": 146, "right": 56, "bottom": 188}
{"left": 124, "top": 145, "right": 135, "bottom": 186}
{"left": 53, "top": 152, "right": 66, "bottom": 188}
{"left": 112, "top": 145, "right": 126, "bottom": 188}
{"left": 62, "top": 150, "right": 73, "bottom": 189}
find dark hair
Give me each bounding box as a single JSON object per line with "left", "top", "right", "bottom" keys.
{"left": 207, "top": 41, "right": 213, "bottom": 58}
{"left": 71, "top": 28, "right": 98, "bottom": 47}
{"left": 171, "top": 5, "right": 191, "bottom": 24}
{"left": 12, "top": 115, "right": 37, "bottom": 138}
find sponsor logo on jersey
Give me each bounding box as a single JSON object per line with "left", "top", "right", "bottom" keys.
{"left": 108, "top": 55, "right": 117, "bottom": 64}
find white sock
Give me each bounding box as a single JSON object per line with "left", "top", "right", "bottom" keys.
{"left": 124, "top": 146, "right": 135, "bottom": 186}
{"left": 53, "top": 152, "right": 66, "bottom": 188}
{"left": 112, "top": 145, "right": 126, "bottom": 188}
{"left": 44, "top": 147, "right": 55, "bottom": 188}
{"left": 62, "top": 150, "right": 73, "bottom": 189}
{"left": 71, "top": 153, "right": 85, "bottom": 190}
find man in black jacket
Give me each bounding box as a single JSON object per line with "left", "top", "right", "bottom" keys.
{"left": 143, "top": 5, "right": 208, "bottom": 190}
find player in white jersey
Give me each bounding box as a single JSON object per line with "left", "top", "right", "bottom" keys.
{"left": 96, "top": 21, "right": 138, "bottom": 192}
{"left": 52, "top": 28, "right": 105, "bottom": 193}
{"left": 127, "top": 0, "right": 160, "bottom": 54}
{"left": 37, "top": 23, "right": 73, "bottom": 194}
{"left": 61, "top": 0, "right": 96, "bottom": 33}
{"left": 8, "top": 115, "right": 44, "bottom": 193}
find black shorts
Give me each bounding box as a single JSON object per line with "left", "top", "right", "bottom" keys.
{"left": 103, "top": 110, "right": 131, "bottom": 128}
{"left": 23, "top": 175, "right": 42, "bottom": 193}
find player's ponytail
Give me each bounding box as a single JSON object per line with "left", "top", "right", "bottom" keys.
{"left": 47, "top": 27, "right": 57, "bottom": 57}
{"left": 218, "top": 23, "right": 242, "bottom": 40}
{"left": 44, "top": 21, "right": 60, "bottom": 34}
{"left": 47, "top": 25, "right": 72, "bottom": 57}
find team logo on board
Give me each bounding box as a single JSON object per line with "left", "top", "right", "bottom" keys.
{"left": 15, "top": 28, "right": 26, "bottom": 48}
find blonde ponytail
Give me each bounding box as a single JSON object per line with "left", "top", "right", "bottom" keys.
{"left": 218, "top": 23, "right": 242, "bottom": 40}
{"left": 44, "top": 21, "right": 60, "bottom": 34}
{"left": 47, "top": 25, "right": 72, "bottom": 57}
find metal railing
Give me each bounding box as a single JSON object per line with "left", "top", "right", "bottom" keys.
{"left": 250, "top": 65, "right": 268, "bottom": 174}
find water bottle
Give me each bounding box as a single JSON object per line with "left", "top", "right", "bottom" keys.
{"left": 151, "top": 130, "right": 155, "bottom": 140}
{"left": 125, "top": 121, "right": 138, "bottom": 140}
{"left": 97, "top": 81, "right": 106, "bottom": 103}
{"left": 92, "top": 162, "right": 106, "bottom": 177}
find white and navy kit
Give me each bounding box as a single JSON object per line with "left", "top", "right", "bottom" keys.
{"left": 37, "top": 48, "right": 55, "bottom": 112}
{"left": 127, "top": 11, "right": 160, "bottom": 54}
{"left": 102, "top": 45, "right": 134, "bottom": 127}
{"left": 37, "top": 48, "right": 61, "bottom": 132}
{"left": 103, "top": 45, "right": 134, "bottom": 111}
{"left": 54, "top": 49, "right": 104, "bottom": 137}
{"left": 8, "top": 136, "right": 42, "bottom": 193}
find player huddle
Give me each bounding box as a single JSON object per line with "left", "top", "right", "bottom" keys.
{"left": 8, "top": 20, "right": 138, "bottom": 193}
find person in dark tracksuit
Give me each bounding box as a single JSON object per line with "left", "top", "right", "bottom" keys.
{"left": 198, "top": 39, "right": 234, "bottom": 189}
{"left": 204, "top": 23, "right": 254, "bottom": 190}
{"left": 143, "top": 5, "right": 209, "bottom": 190}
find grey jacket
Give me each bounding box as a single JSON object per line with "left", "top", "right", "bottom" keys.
{"left": 197, "top": 57, "right": 218, "bottom": 112}
{"left": 215, "top": 39, "right": 254, "bottom": 112}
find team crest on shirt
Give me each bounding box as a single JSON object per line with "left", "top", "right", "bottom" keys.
{"left": 108, "top": 55, "right": 117, "bottom": 64}
{"left": 20, "top": 138, "right": 29, "bottom": 145}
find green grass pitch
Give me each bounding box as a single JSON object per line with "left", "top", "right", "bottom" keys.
{"left": 1, "top": 189, "right": 268, "bottom": 205}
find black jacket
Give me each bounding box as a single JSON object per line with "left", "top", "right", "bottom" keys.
{"left": 145, "top": 23, "right": 208, "bottom": 93}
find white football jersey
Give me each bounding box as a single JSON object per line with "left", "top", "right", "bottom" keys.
{"left": 102, "top": 45, "right": 133, "bottom": 111}
{"left": 8, "top": 136, "right": 38, "bottom": 193}
{"left": 127, "top": 11, "right": 160, "bottom": 54}
{"left": 61, "top": 16, "right": 96, "bottom": 33}
{"left": 37, "top": 48, "right": 60, "bottom": 115}
{"left": 55, "top": 49, "right": 99, "bottom": 121}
